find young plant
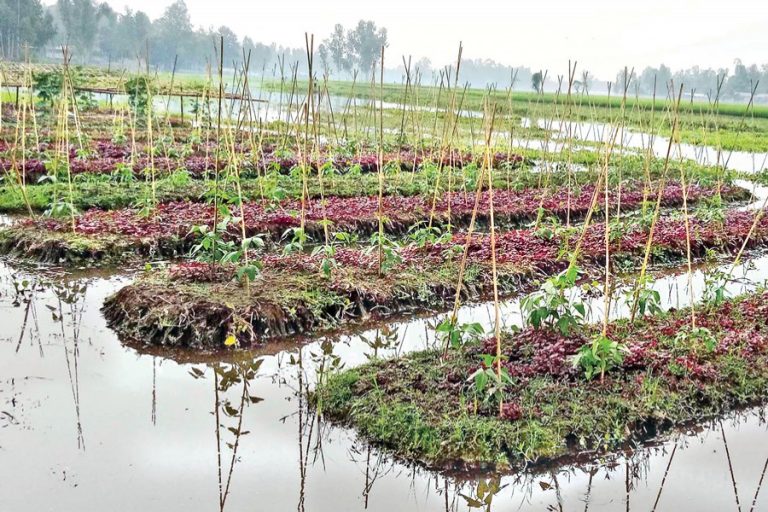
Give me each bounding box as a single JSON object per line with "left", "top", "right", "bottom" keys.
{"left": 435, "top": 319, "right": 485, "bottom": 350}
{"left": 282, "top": 227, "right": 309, "bottom": 255}
{"left": 32, "top": 70, "right": 63, "bottom": 108}
{"left": 702, "top": 267, "right": 732, "bottom": 306}
{"left": 673, "top": 325, "right": 717, "bottom": 355}
{"left": 626, "top": 275, "right": 662, "bottom": 317}
{"left": 407, "top": 223, "right": 452, "bottom": 247}
{"left": 571, "top": 333, "right": 628, "bottom": 382}
{"left": 125, "top": 76, "right": 151, "bottom": 117}
{"left": 190, "top": 206, "right": 240, "bottom": 262}
{"left": 333, "top": 231, "right": 359, "bottom": 246}
{"left": 311, "top": 244, "right": 337, "bottom": 279}
{"left": 111, "top": 162, "right": 135, "bottom": 184}
{"left": 695, "top": 194, "right": 726, "bottom": 224}
{"left": 532, "top": 215, "right": 563, "bottom": 241}
{"left": 520, "top": 265, "right": 586, "bottom": 336}
{"left": 467, "top": 354, "right": 514, "bottom": 408}
{"left": 366, "top": 232, "right": 402, "bottom": 274}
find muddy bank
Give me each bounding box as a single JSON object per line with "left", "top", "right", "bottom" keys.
{"left": 313, "top": 291, "right": 768, "bottom": 470}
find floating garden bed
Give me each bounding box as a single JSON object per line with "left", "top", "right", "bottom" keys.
{"left": 102, "top": 208, "right": 768, "bottom": 348}
{"left": 0, "top": 180, "right": 745, "bottom": 265}
{"left": 313, "top": 291, "right": 768, "bottom": 470}
{"left": 0, "top": 139, "right": 526, "bottom": 182}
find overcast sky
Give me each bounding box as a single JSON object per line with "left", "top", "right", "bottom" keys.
{"left": 56, "top": 0, "right": 768, "bottom": 79}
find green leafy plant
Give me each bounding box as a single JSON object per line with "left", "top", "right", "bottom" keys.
{"left": 125, "top": 76, "right": 151, "bottom": 116}
{"left": 76, "top": 91, "right": 97, "bottom": 111}
{"left": 190, "top": 223, "right": 231, "bottom": 262}
{"left": 332, "top": 231, "right": 358, "bottom": 246}
{"left": 695, "top": 194, "right": 725, "bottom": 224}
{"left": 467, "top": 354, "right": 514, "bottom": 407}
{"left": 282, "top": 227, "right": 309, "bottom": 255}
{"left": 627, "top": 275, "right": 662, "bottom": 317}
{"left": 189, "top": 206, "right": 240, "bottom": 262}
{"left": 167, "top": 169, "right": 192, "bottom": 187}
{"left": 44, "top": 200, "right": 77, "bottom": 219}
{"left": 32, "top": 71, "right": 63, "bottom": 107}
{"left": 407, "top": 223, "right": 452, "bottom": 247}
{"left": 111, "top": 162, "right": 135, "bottom": 183}
{"left": 674, "top": 326, "right": 717, "bottom": 354}
{"left": 532, "top": 215, "right": 563, "bottom": 240}
{"left": 260, "top": 168, "right": 288, "bottom": 202}
{"left": 435, "top": 319, "right": 485, "bottom": 350}
{"left": 520, "top": 266, "right": 586, "bottom": 335}
{"left": 571, "top": 333, "right": 628, "bottom": 382}
{"left": 311, "top": 244, "right": 337, "bottom": 278}
{"left": 702, "top": 268, "right": 732, "bottom": 306}
{"left": 366, "top": 232, "right": 402, "bottom": 274}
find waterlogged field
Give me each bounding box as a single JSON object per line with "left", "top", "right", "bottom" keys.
{"left": 2, "top": 62, "right": 768, "bottom": 511}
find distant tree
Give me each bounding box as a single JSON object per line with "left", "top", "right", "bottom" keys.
{"left": 217, "top": 25, "right": 240, "bottom": 63}
{"left": 242, "top": 36, "right": 276, "bottom": 69}
{"left": 131, "top": 11, "right": 151, "bottom": 60}
{"left": 460, "top": 58, "right": 530, "bottom": 89}
{"left": 726, "top": 59, "right": 750, "bottom": 96}
{"left": 0, "top": 0, "right": 54, "bottom": 59}
{"left": 672, "top": 66, "right": 722, "bottom": 99}
{"left": 414, "top": 57, "right": 432, "bottom": 73}
{"left": 724, "top": 59, "right": 762, "bottom": 98}
{"left": 532, "top": 71, "right": 544, "bottom": 93}
{"left": 95, "top": 3, "right": 117, "bottom": 58}
{"left": 323, "top": 24, "right": 350, "bottom": 75}
{"left": 150, "top": 0, "right": 194, "bottom": 69}
{"left": 56, "top": 0, "right": 108, "bottom": 59}
{"left": 613, "top": 67, "right": 637, "bottom": 93}
{"left": 317, "top": 43, "right": 330, "bottom": 75}
{"left": 637, "top": 64, "right": 671, "bottom": 95}
{"left": 346, "top": 20, "right": 387, "bottom": 74}
{"left": 576, "top": 70, "right": 592, "bottom": 94}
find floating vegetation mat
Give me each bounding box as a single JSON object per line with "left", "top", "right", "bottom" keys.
{"left": 103, "top": 207, "right": 768, "bottom": 348}
{"left": 313, "top": 291, "right": 768, "bottom": 470}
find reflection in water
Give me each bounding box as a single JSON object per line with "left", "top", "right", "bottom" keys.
{"left": 12, "top": 274, "right": 43, "bottom": 356}
{"left": 1, "top": 253, "right": 768, "bottom": 510}
{"left": 188, "top": 359, "right": 264, "bottom": 511}
{"left": 52, "top": 281, "right": 88, "bottom": 450}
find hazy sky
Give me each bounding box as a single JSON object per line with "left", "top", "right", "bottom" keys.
{"left": 59, "top": 0, "right": 768, "bottom": 78}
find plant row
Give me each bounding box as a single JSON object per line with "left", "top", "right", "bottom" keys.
{"left": 0, "top": 180, "right": 745, "bottom": 264}
{"left": 0, "top": 140, "right": 526, "bottom": 182}
{"left": 100, "top": 206, "right": 768, "bottom": 348}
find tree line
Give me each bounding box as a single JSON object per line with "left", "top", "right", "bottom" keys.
{"left": 1, "top": 0, "right": 767, "bottom": 99}
{"left": 615, "top": 60, "right": 768, "bottom": 100}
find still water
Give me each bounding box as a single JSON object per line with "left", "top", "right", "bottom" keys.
{"left": 2, "top": 245, "right": 768, "bottom": 511}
